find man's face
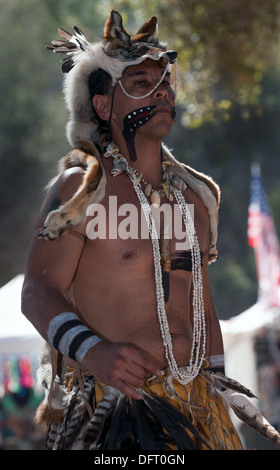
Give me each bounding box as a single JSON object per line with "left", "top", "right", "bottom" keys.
{"left": 110, "top": 59, "right": 176, "bottom": 141}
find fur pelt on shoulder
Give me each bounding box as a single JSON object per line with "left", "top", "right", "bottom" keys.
{"left": 162, "top": 145, "right": 220, "bottom": 263}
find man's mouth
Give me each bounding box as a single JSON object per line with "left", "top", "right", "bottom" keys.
{"left": 122, "top": 104, "right": 176, "bottom": 162}
{"left": 124, "top": 105, "right": 176, "bottom": 127}
{"left": 152, "top": 106, "right": 169, "bottom": 113}
{"left": 151, "top": 106, "right": 176, "bottom": 121}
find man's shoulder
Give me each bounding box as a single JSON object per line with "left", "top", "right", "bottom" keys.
{"left": 162, "top": 145, "right": 220, "bottom": 263}
{"left": 162, "top": 145, "right": 220, "bottom": 206}
{"left": 47, "top": 140, "right": 102, "bottom": 194}
{"left": 181, "top": 162, "right": 220, "bottom": 207}
{"left": 46, "top": 165, "right": 85, "bottom": 201}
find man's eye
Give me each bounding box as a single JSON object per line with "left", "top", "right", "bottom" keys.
{"left": 135, "top": 80, "right": 149, "bottom": 86}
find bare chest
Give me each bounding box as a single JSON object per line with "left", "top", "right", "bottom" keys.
{"left": 85, "top": 171, "right": 209, "bottom": 257}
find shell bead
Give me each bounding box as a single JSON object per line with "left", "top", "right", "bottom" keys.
{"left": 111, "top": 159, "right": 127, "bottom": 176}
{"left": 171, "top": 174, "right": 187, "bottom": 191}
{"left": 144, "top": 183, "right": 152, "bottom": 196}
{"left": 133, "top": 173, "right": 143, "bottom": 186}
{"left": 150, "top": 190, "right": 161, "bottom": 208}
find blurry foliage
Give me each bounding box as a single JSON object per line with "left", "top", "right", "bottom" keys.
{"left": 0, "top": 0, "right": 104, "bottom": 283}
{"left": 0, "top": 0, "right": 280, "bottom": 319}
{"left": 112, "top": 0, "right": 280, "bottom": 127}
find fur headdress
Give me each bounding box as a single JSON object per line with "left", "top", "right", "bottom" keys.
{"left": 46, "top": 10, "right": 177, "bottom": 148}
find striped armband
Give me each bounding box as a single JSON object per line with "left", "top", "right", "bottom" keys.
{"left": 47, "top": 312, "right": 102, "bottom": 363}
{"left": 206, "top": 354, "right": 225, "bottom": 374}
{"left": 206, "top": 354, "right": 225, "bottom": 368}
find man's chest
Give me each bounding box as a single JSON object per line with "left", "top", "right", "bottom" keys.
{"left": 86, "top": 173, "right": 209, "bottom": 254}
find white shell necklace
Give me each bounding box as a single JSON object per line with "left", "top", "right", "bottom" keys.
{"left": 104, "top": 142, "right": 206, "bottom": 384}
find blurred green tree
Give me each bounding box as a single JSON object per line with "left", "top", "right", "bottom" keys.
{"left": 0, "top": 0, "right": 105, "bottom": 284}
{"left": 1, "top": 0, "right": 280, "bottom": 320}
{"left": 111, "top": 0, "right": 280, "bottom": 126}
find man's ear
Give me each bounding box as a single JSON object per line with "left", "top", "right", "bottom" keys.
{"left": 92, "top": 94, "right": 112, "bottom": 121}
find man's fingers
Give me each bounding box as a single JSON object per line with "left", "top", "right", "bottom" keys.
{"left": 140, "top": 357, "right": 161, "bottom": 377}
{"left": 122, "top": 346, "right": 161, "bottom": 377}
{"left": 114, "top": 379, "right": 143, "bottom": 400}
{"left": 87, "top": 342, "right": 161, "bottom": 400}
{"left": 122, "top": 370, "right": 145, "bottom": 389}
{"left": 125, "top": 362, "right": 149, "bottom": 381}
{"left": 131, "top": 354, "right": 161, "bottom": 378}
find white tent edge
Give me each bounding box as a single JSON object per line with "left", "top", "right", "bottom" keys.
{"left": 0, "top": 274, "right": 44, "bottom": 356}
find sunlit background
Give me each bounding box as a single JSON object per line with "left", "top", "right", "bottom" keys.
{"left": 1, "top": 0, "right": 280, "bottom": 450}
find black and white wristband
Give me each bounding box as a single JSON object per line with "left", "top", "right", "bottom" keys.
{"left": 206, "top": 354, "right": 225, "bottom": 374}
{"left": 47, "top": 312, "right": 102, "bottom": 363}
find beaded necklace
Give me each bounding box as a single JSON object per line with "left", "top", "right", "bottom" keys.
{"left": 103, "top": 142, "right": 206, "bottom": 384}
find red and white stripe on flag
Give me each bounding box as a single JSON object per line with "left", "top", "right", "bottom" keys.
{"left": 247, "top": 163, "right": 280, "bottom": 307}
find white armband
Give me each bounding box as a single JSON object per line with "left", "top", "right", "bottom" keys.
{"left": 47, "top": 312, "right": 102, "bottom": 363}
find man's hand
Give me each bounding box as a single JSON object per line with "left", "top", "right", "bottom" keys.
{"left": 82, "top": 341, "right": 161, "bottom": 400}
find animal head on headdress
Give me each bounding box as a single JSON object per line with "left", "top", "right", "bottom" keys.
{"left": 46, "top": 10, "right": 177, "bottom": 148}
{"left": 102, "top": 11, "right": 176, "bottom": 67}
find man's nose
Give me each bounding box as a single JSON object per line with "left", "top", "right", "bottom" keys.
{"left": 153, "top": 83, "right": 169, "bottom": 99}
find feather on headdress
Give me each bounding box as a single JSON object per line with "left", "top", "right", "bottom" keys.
{"left": 46, "top": 10, "right": 177, "bottom": 148}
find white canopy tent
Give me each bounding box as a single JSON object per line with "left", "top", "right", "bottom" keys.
{"left": 221, "top": 300, "right": 280, "bottom": 396}
{"left": 221, "top": 299, "right": 280, "bottom": 442}
{"left": 0, "top": 274, "right": 44, "bottom": 357}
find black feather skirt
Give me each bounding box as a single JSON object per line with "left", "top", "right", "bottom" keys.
{"left": 44, "top": 370, "right": 243, "bottom": 450}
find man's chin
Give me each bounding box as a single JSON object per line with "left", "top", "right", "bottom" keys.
{"left": 152, "top": 113, "right": 175, "bottom": 132}
{"left": 142, "top": 120, "right": 174, "bottom": 140}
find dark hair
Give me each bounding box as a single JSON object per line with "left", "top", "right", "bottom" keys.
{"left": 89, "top": 67, "right": 112, "bottom": 99}
{"left": 88, "top": 68, "right": 112, "bottom": 133}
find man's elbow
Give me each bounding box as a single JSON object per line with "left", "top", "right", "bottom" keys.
{"left": 21, "top": 278, "right": 35, "bottom": 321}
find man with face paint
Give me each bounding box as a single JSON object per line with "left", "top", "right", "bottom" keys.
{"left": 118, "top": 61, "right": 176, "bottom": 162}
{"left": 22, "top": 11, "right": 280, "bottom": 451}
{"left": 103, "top": 59, "right": 177, "bottom": 168}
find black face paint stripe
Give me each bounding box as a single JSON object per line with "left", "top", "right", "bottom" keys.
{"left": 122, "top": 105, "right": 157, "bottom": 161}
{"left": 122, "top": 105, "right": 176, "bottom": 161}
{"left": 126, "top": 110, "right": 153, "bottom": 125}
{"left": 124, "top": 106, "right": 157, "bottom": 128}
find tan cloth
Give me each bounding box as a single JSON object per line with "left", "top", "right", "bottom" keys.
{"left": 136, "top": 370, "right": 243, "bottom": 450}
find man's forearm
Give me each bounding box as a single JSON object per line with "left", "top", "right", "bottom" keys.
{"left": 21, "top": 278, "right": 74, "bottom": 342}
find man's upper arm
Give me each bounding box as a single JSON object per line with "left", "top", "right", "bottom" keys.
{"left": 25, "top": 167, "right": 86, "bottom": 294}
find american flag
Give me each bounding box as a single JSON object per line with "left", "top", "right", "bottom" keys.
{"left": 247, "top": 163, "right": 280, "bottom": 307}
